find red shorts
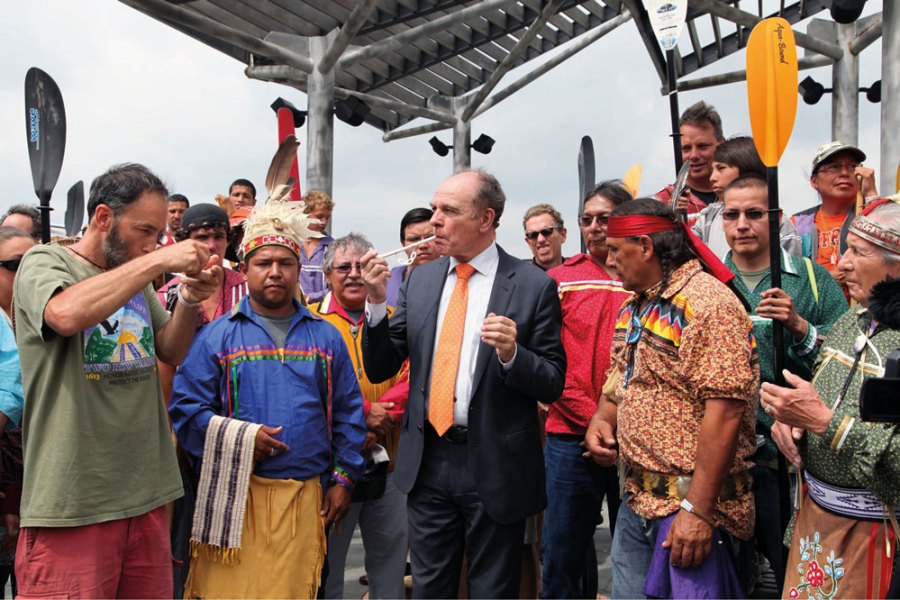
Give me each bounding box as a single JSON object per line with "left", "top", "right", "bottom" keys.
{"left": 15, "top": 505, "right": 172, "bottom": 599}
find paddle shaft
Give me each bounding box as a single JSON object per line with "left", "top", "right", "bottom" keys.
{"left": 38, "top": 193, "right": 52, "bottom": 244}
{"left": 666, "top": 49, "right": 683, "bottom": 172}
{"left": 766, "top": 167, "right": 784, "bottom": 386}
{"left": 577, "top": 137, "right": 595, "bottom": 255}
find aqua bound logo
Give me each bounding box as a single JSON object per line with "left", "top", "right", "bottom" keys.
{"left": 775, "top": 23, "right": 789, "bottom": 65}
{"left": 29, "top": 108, "right": 40, "bottom": 149}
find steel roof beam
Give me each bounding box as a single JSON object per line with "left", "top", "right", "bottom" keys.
{"left": 849, "top": 13, "right": 882, "bottom": 55}
{"left": 382, "top": 121, "right": 452, "bottom": 142}
{"left": 336, "top": 87, "right": 456, "bottom": 123}
{"left": 473, "top": 10, "right": 632, "bottom": 118}
{"left": 461, "top": 0, "right": 566, "bottom": 122}
{"left": 359, "top": 0, "right": 472, "bottom": 35}
{"left": 318, "top": 0, "right": 381, "bottom": 73}
{"left": 689, "top": 0, "right": 842, "bottom": 60}
{"left": 671, "top": 54, "right": 833, "bottom": 92}
{"left": 339, "top": 0, "right": 515, "bottom": 68}
{"left": 127, "top": 0, "right": 314, "bottom": 72}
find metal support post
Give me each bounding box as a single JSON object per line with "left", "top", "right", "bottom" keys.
{"left": 452, "top": 98, "right": 471, "bottom": 172}
{"left": 882, "top": 2, "right": 899, "bottom": 195}
{"left": 307, "top": 34, "right": 336, "bottom": 198}
{"left": 832, "top": 23, "right": 859, "bottom": 146}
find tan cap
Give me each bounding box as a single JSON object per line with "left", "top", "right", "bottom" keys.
{"left": 812, "top": 141, "right": 866, "bottom": 173}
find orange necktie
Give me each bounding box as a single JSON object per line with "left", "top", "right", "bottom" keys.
{"left": 428, "top": 263, "right": 476, "bottom": 437}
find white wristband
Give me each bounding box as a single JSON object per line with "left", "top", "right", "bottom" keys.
{"left": 680, "top": 498, "right": 716, "bottom": 527}
{"left": 176, "top": 284, "right": 199, "bottom": 308}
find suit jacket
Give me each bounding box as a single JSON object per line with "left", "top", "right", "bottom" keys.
{"left": 363, "top": 245, "right": 566, "bottom": 523}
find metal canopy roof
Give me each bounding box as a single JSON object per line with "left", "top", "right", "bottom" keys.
{"left": 120, "top": 1, "right": 895, "bottom": 197}
{"left": 123, "top": 0, "right": 631, "bottom": 132}
{"left": 120, "top": 1, "right": 844, "bottom": 136}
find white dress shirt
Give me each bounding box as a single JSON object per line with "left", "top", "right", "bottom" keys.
{"left": 366, "top": 242, "right": 513, "bottom": 427}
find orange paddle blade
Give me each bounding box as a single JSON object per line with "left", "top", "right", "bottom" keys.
{"left": 746, "top": 18, "right": 799, "bottom": 167}
{"left": 623, "top": 164, "right": 642, "bottom": 198}
{"left": 895, "top": 161, "right": 899, "bottom": 193}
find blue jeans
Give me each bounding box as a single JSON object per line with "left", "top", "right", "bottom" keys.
{"left": 541, "top": 434, "right": 620, "bottom": 599}
{"left": 610, "top": 499, "right": 660, "bottom": 599}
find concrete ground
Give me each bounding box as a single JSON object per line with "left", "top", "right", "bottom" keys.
{"left": 332, "top": 499, "right": 780, "bottom": 600}
{"left": 334, "top": 506, "right": 614, "bottom": 600}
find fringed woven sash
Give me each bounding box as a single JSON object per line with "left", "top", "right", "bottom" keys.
{"left": 190, "top": 415, "right": 262, "bottom": 564}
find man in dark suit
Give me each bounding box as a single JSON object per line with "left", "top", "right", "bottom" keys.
{"left": 360, "top": 169, "right": 566, "bottom": 598}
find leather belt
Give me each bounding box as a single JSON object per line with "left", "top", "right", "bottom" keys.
{"left": 442, "top": 425, "right": 468, "bottom": 444}
{"left": 625, "top": 465, "right": 751, "bottom": 502}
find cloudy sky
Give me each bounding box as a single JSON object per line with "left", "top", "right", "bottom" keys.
{"left": 0, "top": 1, "right": 885, "bottom": 259}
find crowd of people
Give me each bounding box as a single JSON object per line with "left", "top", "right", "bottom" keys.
{"left": 0, "top": 98, "right": 897, "bottom": 600}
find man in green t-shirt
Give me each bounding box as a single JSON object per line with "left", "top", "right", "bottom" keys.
{"left": 12, "top": 163, "right": 221, "bottom": 598}
{"left": 721, "top": 174, "right": 847, "bottom": 591}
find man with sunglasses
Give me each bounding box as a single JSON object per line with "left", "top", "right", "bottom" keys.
{"left": 523, "top": 204, "right": 567, "bottom": 271}
{"left": 540, "top": 181, "right": 631, "bottom": 598}
{"left": 722, "top": 175, "right": 847, "bottom": 591}
{"left": 0, "top": 228, "right": 34, "bottom": 319}
{"left": 792, "top": 142, "right": 879, "bottom": 280}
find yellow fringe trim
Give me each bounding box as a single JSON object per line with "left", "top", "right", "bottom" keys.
{"left": 189, "top": 539, "right": 242, "bottom": 566}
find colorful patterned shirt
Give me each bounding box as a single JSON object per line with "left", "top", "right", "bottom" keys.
{"left": 609, "top": 260, "right": 760, "bottom": 539}
{"left": 546, "top": 254, "right": 631, "bottom": 435}
{"left": 801, "top": 307, "right": 900, "bottom": 505}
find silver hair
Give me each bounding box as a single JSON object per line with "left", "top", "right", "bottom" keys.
{"left": 323, "top": 232, "right": 374, "bottom": 272}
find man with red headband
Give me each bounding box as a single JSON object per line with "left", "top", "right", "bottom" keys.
{"left": 585, "top": 198, "right": 759, "bottom": 598}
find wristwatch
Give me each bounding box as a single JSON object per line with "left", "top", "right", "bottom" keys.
{"left": 680, "top": 498, "right": 717, "bottom": 527}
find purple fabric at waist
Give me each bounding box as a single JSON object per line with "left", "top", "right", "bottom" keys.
{"left": 643, "top": 513, "right": 744, "bottom": 599}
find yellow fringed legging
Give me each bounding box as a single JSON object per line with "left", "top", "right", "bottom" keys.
{"left": 184, "top": 475, "right": 326, "bottom": 599}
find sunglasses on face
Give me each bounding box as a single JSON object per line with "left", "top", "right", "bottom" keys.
{"left": 721, "top": 208, "right": 782, "bottom": 221}
{"left": 578, "top": 215, "right": 609, "bottom": 227}
{"left": 0, "top": 258, "right": 22, "bottom": 272}
{"left": 332, "top": 262, "right": 362, "bottom": 275}
{"left": 525, "top": 227, "right": 560, "bottom": 241}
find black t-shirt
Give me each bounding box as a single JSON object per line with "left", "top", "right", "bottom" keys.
{"left": 692, "top": 188, "right": 718, "bottom": 207}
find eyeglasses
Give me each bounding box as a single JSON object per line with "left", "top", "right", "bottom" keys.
{"left": 524, "top": 227, "right": 560, "bottom": 241}
{"left": 332, "top": 262, "right": 361, "bottom": 275}
{"left": 578, "top": 215, "right": 609, "bottom": 227}
{"left": 817, "top": 162, "right": 861, "bottom": 175}
{"left": 0, "top": 258, "right": 22, "bottom": 272}
{"left": 721, "top": 208, "right": 782, "bottom": 221}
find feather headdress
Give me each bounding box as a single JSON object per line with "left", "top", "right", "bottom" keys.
{"left": 241, "top": 184, "right": 321, "bottom": 258}
{"left": 239, "top": 134, "right": 321, "bottom": 258}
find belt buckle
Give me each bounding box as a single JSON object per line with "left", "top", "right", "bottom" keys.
{"left": 443, "top": 425, "right": 468, "bottom": 443}
{"left": 675, "top": 476, "right": 691, "bottom": 499}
